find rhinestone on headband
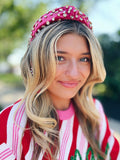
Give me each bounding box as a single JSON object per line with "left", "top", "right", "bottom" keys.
{"left": 30, "top": 6, "right": 92, "bottom": 42}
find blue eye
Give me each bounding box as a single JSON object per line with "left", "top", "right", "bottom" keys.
{"left": 56, "top": 56, "right": 64, "bottom": 61}
{"left": 80, "top": 57, "right": 90, "bottom": 62}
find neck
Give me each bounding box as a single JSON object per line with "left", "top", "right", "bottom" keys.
{"left": 50, "top": 96, "right": 71, "bottom": 110}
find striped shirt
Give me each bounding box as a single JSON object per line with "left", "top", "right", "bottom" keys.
{"left": 0, "top": 99, "right": 120, "bottom": 160}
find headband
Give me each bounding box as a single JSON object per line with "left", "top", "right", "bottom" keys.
{"left": 30, "top": 6, "right": 92, "bottom": 42}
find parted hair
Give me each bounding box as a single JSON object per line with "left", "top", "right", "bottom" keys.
{"left": 20, "top": 20, "right": 106, "bottom": 159}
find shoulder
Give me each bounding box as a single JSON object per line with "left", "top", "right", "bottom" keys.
{"left": 0, "top": 99, "right": 22, "bottom": 125}
{"left": 94, "top": 99, "right": 120, "bottom": 159}
{"left": 93, "top": 98, "right": 103, "bottom": 110}
{"left": 93, "top": 98, "right": 109, "bottom": 131}
{"left": 0, "top": 100, "right": 32, "bottom": 159}
{"left": 93, "top": 99, "right": 105, "bottom": 118}
{"left": 0, "top": 99, "right": 21, "bottom": 144}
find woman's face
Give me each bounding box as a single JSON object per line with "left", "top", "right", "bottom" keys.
{"left": 48, "top": 33, "right": 91, "bottom": 109}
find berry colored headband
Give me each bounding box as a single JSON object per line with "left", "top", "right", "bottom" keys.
{"left": 30, "top": 5, "right": 92, "bottom": 42}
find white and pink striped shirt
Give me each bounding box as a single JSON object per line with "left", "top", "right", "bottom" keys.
{"left": 0, "top": 99, "right": 120, "bottom": 160}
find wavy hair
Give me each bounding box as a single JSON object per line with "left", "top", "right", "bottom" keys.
{"left": 20, "top": 20, "right": 106, "bottom": 159}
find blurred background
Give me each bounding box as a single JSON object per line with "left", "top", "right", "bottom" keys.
{"left": 0, "top": 0, "right": 120, "bottom": 138}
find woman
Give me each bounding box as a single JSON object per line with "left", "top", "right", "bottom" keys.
{"left": 0, "top": 6, "right": 120, "bottom": 160}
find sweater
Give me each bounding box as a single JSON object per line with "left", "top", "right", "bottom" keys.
{"left": 0, "top": 99, "right": 120, "bottom": 160}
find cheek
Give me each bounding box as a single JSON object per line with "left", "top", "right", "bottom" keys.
{"left": 86, "top": 66, "right": 91, "bottom": 76}
{"left": 55, "top": 65, "right": 66, "bottom": 79}
{"left": 79, "top": 64, "right": 91, "bottom": 78}
{"left": 86, "top": 67, "right": 91, "bottom": 78}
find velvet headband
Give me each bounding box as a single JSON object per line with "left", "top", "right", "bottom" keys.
{"left": 30, "top": 5, "right": 92, "bottom": 42}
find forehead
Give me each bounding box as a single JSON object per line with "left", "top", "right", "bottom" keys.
{"left": 56, "top": 33, "right": 89, "bottom": 53}
{"left": 57, "top": 33, "right": 88, "bottom": 45}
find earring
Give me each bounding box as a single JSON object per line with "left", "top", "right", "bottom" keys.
{"left": 30, "top": 67, "right": 33, "bottom": 76}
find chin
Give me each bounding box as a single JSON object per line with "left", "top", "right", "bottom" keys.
{"left": 62, "top": 92, "right": 78, "bottom": 99}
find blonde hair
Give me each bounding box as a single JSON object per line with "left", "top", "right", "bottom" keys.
{"left": 20, "top": 20, "right": 106, "bottom": 159}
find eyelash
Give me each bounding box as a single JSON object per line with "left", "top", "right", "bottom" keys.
{"left": 56, "top": 56, "right": 91, "bottom": 63}
{"left": 80, "top": 57, "right": 91, "bottom": 62}
{"left": 56, "top": 56, "right": 64, "bottom": 62}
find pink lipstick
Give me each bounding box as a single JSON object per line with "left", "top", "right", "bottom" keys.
{"left": 58, "top": 81, "right": 79, "bottom": 88}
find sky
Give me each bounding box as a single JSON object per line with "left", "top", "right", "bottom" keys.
{"left": 89, "top": 0, "right": 120, "bottom": 35}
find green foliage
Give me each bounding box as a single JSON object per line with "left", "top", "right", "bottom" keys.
{"left": 0, "top": 73, "right": 23, "bottom": 87}
{"left": 0, "top": 106, "right": 2, "bottom": 112}
{"left": 0, "top": 0, "right": 47, "bottom": 60}
{"left": 97, "top": 33, "right": 120, "bottom": 100}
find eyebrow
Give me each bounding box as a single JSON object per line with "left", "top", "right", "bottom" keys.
{"left": 57, "top": 50, "right": 91, "bottom": 55}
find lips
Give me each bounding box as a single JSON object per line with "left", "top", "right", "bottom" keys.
{"left": 58, "top": 81, "right": 79, "bottom": 88}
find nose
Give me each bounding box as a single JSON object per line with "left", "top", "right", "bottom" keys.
{"left": 66, "top": 60, "right": 80, "bottom": 79}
